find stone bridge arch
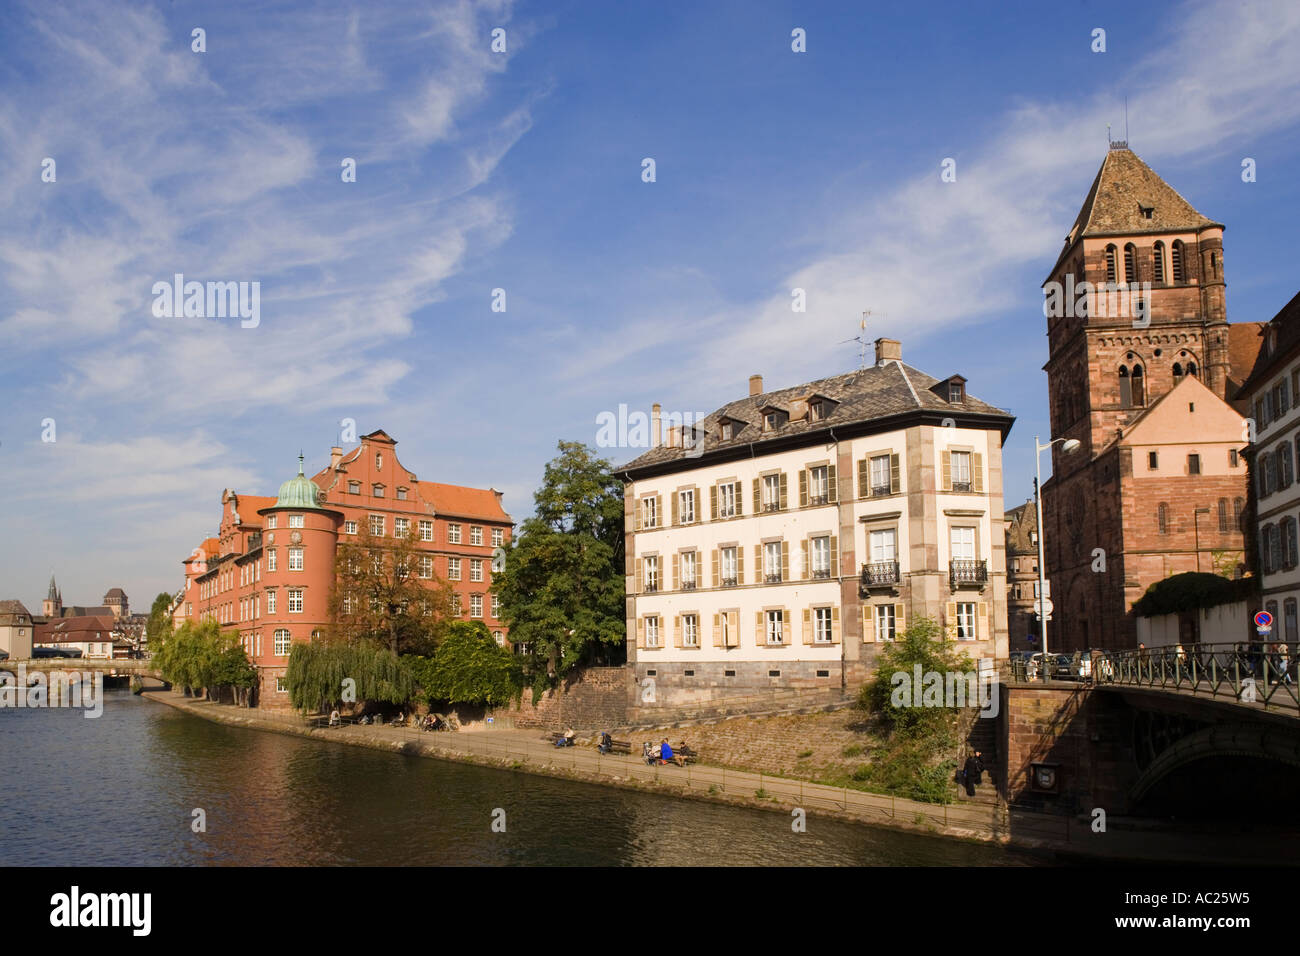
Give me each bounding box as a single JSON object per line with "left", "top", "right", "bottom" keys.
{"left": 1129, "top": 722, "right": 1300, "bottom": 804}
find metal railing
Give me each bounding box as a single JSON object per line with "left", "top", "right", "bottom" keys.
{"left": 1094, "top": 642, "right": 1299, "bottom": 713}
{"left": 949, "top": 559, "right": 987, "bottom": 588}
{"left": 861, "top": 561, "right": 900, "bottom": 587}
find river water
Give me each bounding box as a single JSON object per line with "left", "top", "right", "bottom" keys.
{"left": 1, "top": 690, "right": 1039, "bottom": 866}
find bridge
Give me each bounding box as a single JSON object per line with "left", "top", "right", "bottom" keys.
{"left": 999, "top": 642, "right": 1300, "bottom": 821}
{"left": 1, "top": 657, "right": 166, "bottom": 690}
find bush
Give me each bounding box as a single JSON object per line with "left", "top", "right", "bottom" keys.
{"left": 1131, "top": 571, "right": 1256, "bottom": 617}
{"left": 410, "top": 621, "right": 523, "bottom": 707}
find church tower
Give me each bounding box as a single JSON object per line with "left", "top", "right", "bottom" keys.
{"left": 1040, "top": 145, "right": 1258, "bottom": 650}
{"left": 42, "top": 574, "right": 62, "bottom": 618}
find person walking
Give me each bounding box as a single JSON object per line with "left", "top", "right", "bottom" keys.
{"left": 962, "top": 750, "right": 985, "bottom": 797}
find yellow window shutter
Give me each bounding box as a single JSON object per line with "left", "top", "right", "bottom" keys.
{"left": 779, "top": 472, "right": 788, "bottom": 510}
{"left": 858, "top": 458, "right": 868, "bottom": 498}
{"left": 634, "top": 561, "right": 642, "bottom": 594}
{"left": 799, "top": 468, "right": 809, "bottom": 507}
{"left": 697, "top": 548, "right": 707, "bottom": 588}
{"left": 636, "top": 617, "right": 645, "bottom": 649}
{"left": 755, "top": 610, "right": 765, "bottom": 646}
{"left": 734, "top": 481, "right": 743, "bottom": 516}
{"left": 755, "top": 544, "right": 762, "bottom": 581}
{"left": 946, "top": 601, "right": 958, "bottom": 639}
{"left": 895, "top": 602, "right": 906, "bottom": 638}
{"left": 978, "top": 601, "right": 988, "bottom": 639}
{"left": 710, "top": 485, "right": 718, "bottom": 520}
{"left": 711, "top": 548, "right": 719, "bottom": 585}
{"left": 831, "top": 605, "right": 841, "bottom": 644}
{"left": 737, "top": 546, "right": 745, "bottom": 584}
{"left": 672, "top": 553, "right": 679, "bottom": 590}
{"left": 727, "top": 610, "right": 739, "bottom": 646}
{"left": 863, "top": 605, "right": 876, "bottom": 643}
{"left": 802, "top": 608, "right": 813, "bottom": 645}
{"left": 828, "top": 463, "right": 838, "bottom": 502}
{"left": 753, "top": 478, "right": 761, "bottom": 514}
{"left": 972, "top": 453, "right": 984, "bottom": 493}
{"left": 674, "top": 614, "right": 682, "bottom": 648}
{"left": 671, "top": 492, "right": 679, "bottom": 525}
{"left": 713, "top": 612, "right": 722, "bottom": 647}
{"left": 830, "top": 535, "right": 839, "bottom": 576}
{"left": 801, "top": 540, "right": 809, "bottom": 580}
{"left": 942, "top": 451, "right": 952, "bottom": 491}
{"left": 694, "top": 485, "right": 701, "bottom": 521}
{"left": 783, "top": 607, "right": 792, "bottom": 643}
{"left": 634, "top": 499, "right": 642, "bottom": 531}
{"left": 656, "top": 495, "right": 663, "bottom": 525}
{"left": 890, "top": 453, "right": 900, "bottom": 494}
{"left": 781, "top": 540, "right": 790, "bottom": 581}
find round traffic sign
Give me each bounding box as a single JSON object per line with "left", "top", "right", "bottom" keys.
{"left": 1255, "top": 610, "right": 1274, "bottom": 628}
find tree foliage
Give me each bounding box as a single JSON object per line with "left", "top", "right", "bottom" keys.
{"left": 285, "top": 640, "right": 415, "bottom": 713}
{"left": 408, "top": 621, "right": 522, "bottom": 707}
{"left": 1131, "top": 570, "right": 1255, "bottom": 617}
{"left": 152, "top": 618, "right": 256, "bottom": 700}
{"left": 327, "top": 525, "right": 456, "bottom": 656}
{"left": 492, "top": 441, "right": 625, "bottom": 695}
{"left": 145, "top": 592, "right": 174, "bottom": 649}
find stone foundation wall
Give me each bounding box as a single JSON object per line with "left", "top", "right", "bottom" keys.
{"left": 495, "top": 666, "right": 630, "bottom": 731}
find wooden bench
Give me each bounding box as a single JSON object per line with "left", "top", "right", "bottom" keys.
{"left": 600, "top": 738, "right": 631, "bottom": 755}
{"left": 548, "top": 731, "right": 577, "bottom": 747}
{"left": 675, "top": 744, "right": 699, "bottom": 765}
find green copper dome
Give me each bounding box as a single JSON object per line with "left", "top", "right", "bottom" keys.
{"left": 275, "top": 454, "right": 322, "bottom": 509}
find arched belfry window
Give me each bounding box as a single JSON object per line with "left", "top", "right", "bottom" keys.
{"left": 1105, "top": 244, "right": 1118, "bottom": 284}
{"left": 1153, "top": 241, "right": 1166, "bottom": 283}
{"left": 1131, "top": 365, "right": 1145, "bottom": 406}
{"left": 1186, "top": 361, "right": 1197, "bottom": 378}
{"left": 1172, "top": 362, "right": 1184, "bottom": 385}
{"left": 1119, "top": 365, "right": 1132, "bottom": 407}
{"left": 1124, "top": 243, "right": 1138, "bottom": 284}
{"left": 1172, "top": 241, "right": 1186, "bottom": 283}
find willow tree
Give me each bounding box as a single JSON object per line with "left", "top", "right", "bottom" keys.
{"left": 286, "top": 642, "right": 414, "bottom": 713}
{"left": 492, "top": 441, "right": 625, "bottom": 694}
{"left": 327, "top": 525, "right": 456, "bottom": 656}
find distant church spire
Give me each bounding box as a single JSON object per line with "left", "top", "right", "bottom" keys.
{"left": 47, "top": 573, "right": 58, "bottom": 601}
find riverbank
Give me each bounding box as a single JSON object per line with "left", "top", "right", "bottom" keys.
{"left": 142, "top": 691, "right": 1293, "bottom": 863}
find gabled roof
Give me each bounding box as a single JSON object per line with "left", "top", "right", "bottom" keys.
{"left": 1052, "top": 148, "right": 1221, "bottom": 275}
{"left": 34, "top": 615, "right": 120, "bottom": 643}
{"left": 1004, "top": 501, "right": 1038, "bottom": 553}
{"left": 1106, "top": 375, "right": 1242, "bottom": 452}
{"left": 1237, "top": 290, "right": 1300, "bottom": 398}
{"left": 0, "top": 600, "right": 33, "bottom": 624}
{"left": 619, "top": 361, "right": 1012, "bottom": 473}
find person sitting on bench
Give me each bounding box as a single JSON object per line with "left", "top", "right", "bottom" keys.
{"left": 659, "top": 738, "right": 685, "bottom": 766}
{"left": 328, "top": 709, "right": 340, "bottom": 727}
{"left": 597, "top": 731, "right": 612, "bottom": 754}
{"left": 555, "top": 728, "right": 576, "bottom": 747}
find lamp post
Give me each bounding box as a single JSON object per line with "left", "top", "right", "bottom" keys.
{"left": 1193, "top": 507, "right": 1211, "bottom": 573}
{"left": 1034, "top": 435, "right": 1081, "bottom": 681}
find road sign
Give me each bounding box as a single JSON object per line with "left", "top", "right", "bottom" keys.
{"left": 1257, "top": 625, "right": 1272, "bottom": 637}
{"left": 1255, "top": 610, "right": 1274, "bottom": 629}
{"left": 1034, "top": 598, "right": 1054, "bottom": 618}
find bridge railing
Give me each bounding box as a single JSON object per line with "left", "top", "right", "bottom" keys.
{"left": 1093, "top": 642, "right": 1299, "bottom": 712}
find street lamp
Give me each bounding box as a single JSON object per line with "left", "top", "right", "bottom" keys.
{"left": 1034, "top": 435, "right": 1081, "bottom": 681}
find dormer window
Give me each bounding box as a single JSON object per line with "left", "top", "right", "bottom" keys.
{"left": 1139, "top": 205, "right": 1154, "bottom": 220}
{"left": 397, "top": 487, "right": 408, "bottom": 501}
{"left": 373, "top": 483, "right": 385, "bottom": 497}
{"left": 721, "top": 421, "right": 733, "bottom": 441}
{"left": 949, "top": 382, "right": 965, "bottom": 403}
{"left": 348, "top": 480, "right": 361, "bottom": 495}
{"left": 765, "top": 412, "right": 779, "bottom": 431}
{"left": 810, "top": 400, "right": 825, "bottom": 422}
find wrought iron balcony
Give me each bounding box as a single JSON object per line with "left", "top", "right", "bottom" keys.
{"left": 812, "top": 569, "right": 832, "bottom": 580}
{"left": 765, "top": 573, "right": 783, "bottom": 584}
{"left": 871, "top": 484, "right": 892, "bottom": 497}
{"left": 681, "top": 580, "right": 697, "bottom": 590}
{"left": 861, "top": 561, "right": 900, "bottom": 587}
{"left": 720, "top": 576, "right": 738, "bottom": 588}
{"left": 950, "top": 559, "right": 988, "bottom": 589}
{"left": 644, "top": 583, "right": 659, "bottom": 593}
{"left": 808, "top": 494, "right": 829, "bottom": 506}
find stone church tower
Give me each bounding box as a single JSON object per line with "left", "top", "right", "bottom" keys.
{"left": 42, "top": 574, "right": 62, "bottom": 618}
{"left": 1041, "top": 145, "right": 1261, "bottom": 650}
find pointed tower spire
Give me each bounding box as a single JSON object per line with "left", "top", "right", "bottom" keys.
{"left": 47, "top": 574, "right": 57, "bottom": 601}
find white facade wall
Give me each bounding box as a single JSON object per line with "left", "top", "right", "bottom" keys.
{"left": 1251, "top": 356, "right": 1300, "bottom": 643}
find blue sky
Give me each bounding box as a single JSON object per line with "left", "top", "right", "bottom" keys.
{"left": 2, "top": 0, "right": 1299, "bottom": 610}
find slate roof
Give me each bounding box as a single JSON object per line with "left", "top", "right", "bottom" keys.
{"left": 1052, "top": 148, "right": 1221, "bottom": 275}
{"left": 0, "top": 600, "right": 33, "bottom": 625}
{"left": 34, "top": 615, "right": 120, "bottom": 644}
{"left": 1237, "top": 290, "right": 1300, "bottom": 398}
{"left": 619, "top": 361, "right": 1013, "bottom": 474}
{"left": 1004, "top": 501, "right": 1038, "bottom": 554}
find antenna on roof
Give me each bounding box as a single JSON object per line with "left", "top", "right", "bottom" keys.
{"left": 1124, "top": 95, "right": 1129, "bottom": 143}
{"left": 837, "top": 310, "right": 882, "bottom": 371}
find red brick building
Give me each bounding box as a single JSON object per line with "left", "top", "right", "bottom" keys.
{"left": 1041, "top": 146, "right": 1262, "bottom": 651}
{"left": 175, "top": 429, "right": 512, "bottom": 706}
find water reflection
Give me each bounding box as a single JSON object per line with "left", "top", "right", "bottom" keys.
{"left": 1, "top": 692, "right": 1035, "bottom": 867}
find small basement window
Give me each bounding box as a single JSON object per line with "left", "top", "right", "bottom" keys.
{"left": 816, "top": 670, "right": 830, "bottom": 678}
{"left": 684, "top": 670, "right": 694, "bottom": 677}
{"left": 768, "top": 670, "right": 781, "bottom": 678}
{"left": 646, "top": 670, "right": 656, "bottom": 677}
{"left": 724, "top": 669, "right": 736, "bottom": 677}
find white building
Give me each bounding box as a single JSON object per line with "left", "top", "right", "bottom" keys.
{"left": 1240, "top": 290, "right": 1300, "bottom": 641}
{"left": 618, "top": 339, "right": 1015, "bottom": 706}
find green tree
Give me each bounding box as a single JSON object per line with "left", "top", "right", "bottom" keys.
{"left": 327, "top": 525, "right": 456, "bottom": 656}
{"left": 285, "top": 641, "right": 414, "bottom": 713}
{"left": 145, "top": 592, "right": 174, "bottom": 651}
{"left": 153, "top": 618, "right": 255, "bottom": 701}
{"left": 492, "top": 441, "right": 625, "bottom": 694}
{"left": 408, "top": 621, "right": 522, "bottom": 707}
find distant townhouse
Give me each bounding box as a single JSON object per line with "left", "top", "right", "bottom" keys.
{"left": 1238, "top": 290, "right": 1300, "bottom": 642}
{"left": 175, "top": 429, "right": 513, "bottom": 706}
{"left": 33, "top": 615, "right": 130, "bottom": 659}
{"left": 0, "top": 600, "right": 34, "bottom": 659}
{"left": 618, "top": 339, "right": 1015, "bottom": 706}
{"left": 1004, "top": 500, "right": 1040, "bottom": 651}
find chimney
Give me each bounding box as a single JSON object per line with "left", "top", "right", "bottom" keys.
{"left": 749, "top": 374, "right": 763, "bottom": 396}
{"left": 874, "top": 338, "right": 901, "bottom": 365}
{"left": 330, "top": 446, "right": 343, "bottom": 470}
{"left": 652, "top": 403, "right": 662, "bottom": 447}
